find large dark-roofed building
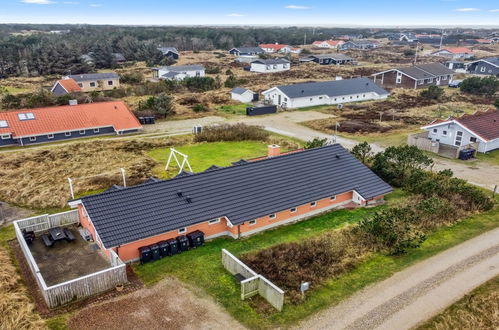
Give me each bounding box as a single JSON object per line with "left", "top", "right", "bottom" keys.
{"left": 372, "top": 63, "right": 455, "bottom": 89}
{"left": 72, "top": 144, "right": 392, "bottom": 261}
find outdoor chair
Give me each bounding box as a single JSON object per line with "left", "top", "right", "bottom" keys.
{"left": 41, "top": 234, "right": 54, "bottom": 247}
{"left": 63, "top": 228, "right": 75, "bottom": 242}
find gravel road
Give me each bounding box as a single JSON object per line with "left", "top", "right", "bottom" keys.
{"left": 295, "top": 227, "right": 499, "bottom": 330}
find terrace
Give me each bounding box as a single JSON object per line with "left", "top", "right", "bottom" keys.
{"left": 14, "top": 210, "right": 127, "bottom": 308}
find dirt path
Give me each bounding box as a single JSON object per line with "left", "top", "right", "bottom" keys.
{"left": 69, "top": 278, "right": 246, "bottom": 330}
{"left": 295, "top": 227, "right": 499, "bottom": 330}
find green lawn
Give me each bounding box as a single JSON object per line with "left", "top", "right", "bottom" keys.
{"left": 147, "top": 141, "right": 284, "bottom": 179}
{"left": 339, "top": 129, "right": 419, "bottom": 148}
{"left": 133, "top": 190, "right": 499, "bottom": 329}
{"left": 216, "top": 104, "right": 250, "bottom": 115}
{"left": 2, "top": 86, "right": 31, "bottom": 94}
{"left": 476, "top": 149, "right": 499, "bottom": 166}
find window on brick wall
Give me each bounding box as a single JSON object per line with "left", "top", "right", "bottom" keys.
{"left": 178, "top": 227, "right": 186, "bottom": 234}
{"left": 249, "top": 220, "right": 257, "bottom": 225}
{"left": 310, "top": 201, "right": 317, "bottom": 207}
{"left": 269, "top": 214, "right": 276, "bottom": 219}
{"left": 208, "top": 218, "right": 220, "bottom": 225}
{"left": 290, "top": 207, "right": 297, "bottom": 213}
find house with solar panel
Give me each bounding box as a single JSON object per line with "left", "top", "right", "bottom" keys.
{"left": 0, "top": 101, "right": 142, "bottom": 147}
{"left": 69, "top": 144, "right": 392, "bottom": 262}
{"left": 61, "top": 73, "right": 120, "bottom": 92}
{"left": 262, "top": 77, "right": 389, "bottom": 109}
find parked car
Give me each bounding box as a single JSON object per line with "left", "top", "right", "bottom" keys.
{"left": 448, "top": 80, "right": 462, "bottom": 88}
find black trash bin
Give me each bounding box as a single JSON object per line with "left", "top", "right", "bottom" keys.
{"left": 177, "top": 235, "right": 189, "bottom": 252}
{"left": 166, "top": 238, "right": 179, "bottom": 255}
{"left": 187, "top": 230, "right": 205, "bottom": 248}
{"left": 158, "top": 240, "right": 169, "bottom": 257}
{"left": 139, "top": 246, "right": 152, "bottom": 264}
{"left": 149, "top": 243, "right": 161, "bottom": 261}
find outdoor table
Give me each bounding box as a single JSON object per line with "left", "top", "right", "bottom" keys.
{"left": 49, "top": 227, "right": 67, "bottom": 242}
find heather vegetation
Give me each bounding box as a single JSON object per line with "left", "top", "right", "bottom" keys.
{"left": 194, "top": 123, "right": 270, "bottom": 143}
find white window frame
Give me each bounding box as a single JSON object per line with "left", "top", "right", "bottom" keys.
{"left": 1, "top": 134, "right": 10, "bottom": 139}
{"left": 310, "top": 201, "right": 317, "bottom": 207}
{"left": 29, "top": 136, "right": 36, "bottom": 142}
{"left": 47, "top": 134, "right": 54, "bottom": 139}
{"left": 93, "top": 128, "right": 100, "bottom": 133}
{"left": 65, "top": 132, "right": 72, "bottom": 137}
{"left": 248, "top": 220, "right": 257, "bottom": 226}
{"left": 442, "top": 130, "right": 448, "bottom": 136}
{"left": 178, "top": 227, "right": 187, "bottom": 234}
{"left": 330, "top": 195, "right": 337, "bottom": 201}
{"left": 269, "top": 214, "right": 276, "bottom": 219}
{"left": 0, "top": 120, "right": 8, "bottom": 128}
{"left": 290, "top": 207, "right": 297, "bottom": 213}
{"left": 469, "top": 136, "right": 477, "bottom": 143}
{"left": 89, "top": 82, "right": 96, "bottom": 87}
{"left": 208, "top": 218, "right": 220, "bottom": 225}
{"left": 80, "top": 130, "right": 86, "bottom": 135}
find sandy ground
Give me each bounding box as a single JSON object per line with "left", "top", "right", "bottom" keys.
{"left": 295, "top": 227, "right": 499, "bottom": 330}
{"left": 69, "top": 278, "right": 246, "bottom": 330}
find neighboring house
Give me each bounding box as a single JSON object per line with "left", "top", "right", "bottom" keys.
{"left": 231, "top": 87, "right": 257, "bottom": 103}
{"left": 152, "top": 65, "right": 205, "bottom": 80}
{"left": 69, "top": 144, "right": 392, "bottom": 262}
{"left": 421, "top": 109, "right": 499, "bottom": 153}
{"left": 371, "top": 63, "right": 454, "bottom": 89}
{"left": 157, "top": 47, "right": 179, "bottom": 60}
{"left": 250, "top": 59, "right": 291, "bottom": 73}
{"left": 444, "top": 61, "right": 466, "bottom": 73}
{"left": 65, "top": 73, "right": 120, "bottom": 92}
{"left": 228, "top": 47, "right": 264, "bottom": 56}
{"left": 465, "top": 57, "right": 499, "bottom": 76}
{"left": 0, "top": 101, "right": 142, "bottom": 147}
{"left": 51, "top": 78, "right": 82, "bottom": 96}
{"left": 431, "top": 47, "right": 474, "bottom": 60}
{"left": 300, "top": 54, "right": 354, "bottom": 65}
{"left": 475, "top": 39, "right": 493, "bottom": 44}
{"left": 312, "top": 40, "right": 345, "bottom": 49}
{"left": 290, "top": 47, "right": 302, "bottom": 54}
{"left": 399, "top": 33, "right": 419, "bottom": 42}
{"left": 262, "top": 77, "right": 389, "bottom": 109}
{"left": 112, "top": 53, "right": 126, "bottom": 63}
{"left": 259, "top": 43, "right": 292, "bottom": 53}
{"left": 340, "top": 40, "right": 379, "bottom": 50}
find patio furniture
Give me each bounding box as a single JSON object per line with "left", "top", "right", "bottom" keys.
{"left": 22, "top": 229, "right": 36, "bottom": 245}
{"left": 63, "top": 228, "right": 75, "bottom": 242}
{"left": 49, "top": 227, "right": 67, "bottom": 243}
{"left": 41, "top": 234, "right": 54, "bottom": 247}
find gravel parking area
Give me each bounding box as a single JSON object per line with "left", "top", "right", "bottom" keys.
{"left": 69, "top": 278, "right": 246, "bottom": 330}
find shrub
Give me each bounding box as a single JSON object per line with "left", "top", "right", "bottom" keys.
{"left": 183, "top": 76, "right": 217, "bottom": 92}
{"left": 304, "top": 137, "right": 328, "bottom": 149}
{"left": 119, "top": 72, "right": 144, "bottom": 84}
{"left": 404, "top": 49, "right": 415, "bottom": 56}
{"left": 357, "top": 207, "right": 426, "bottom": 255}
{"left": 205, "top": 66, "right": 221, "bottom": 74}
{"left": 460, "top": 76, "right": 499, "bottom": 96}
{"left": 194, "top": 123, "right": 269, "bottom": 142}
{"left": 137, "top": 93, "right": 175, "bottom": 117}
{"left": 420, "top": 86, "right": 444, "bottom": 100}
{"left": 351, "top": 141, "right": 373, "bottom": 165}
{"left": 192, "top": 103, "right": 208, "bottom": 112}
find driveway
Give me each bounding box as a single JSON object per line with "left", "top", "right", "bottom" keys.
{"left": 295, "top": 227, "right": 499, "bottom": 330}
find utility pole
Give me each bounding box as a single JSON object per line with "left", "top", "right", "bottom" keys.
{"left": 439, "top": 29, "right": 444, "bottom": 50}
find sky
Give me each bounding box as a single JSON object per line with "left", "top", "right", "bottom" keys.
{"left": 1, "top": 0, "right": 499, "bottom": 27}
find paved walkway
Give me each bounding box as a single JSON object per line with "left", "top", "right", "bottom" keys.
{"left": 295, "top": 227, "right": 499, "bottom": 330}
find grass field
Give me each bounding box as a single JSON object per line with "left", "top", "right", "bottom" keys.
{"left": 147, "top": 140, "right": 296, "bottom": 179}
{"left": 133, "top": 190, "right": 499, "bottom": 329}
{"left": 216, "top": 104, "right": 250, "bottom": 115}
{"left": 476, "top": 149, "right": 499, "bottom": 166}
{"left": 418, "top": 276, "right": 499, "bottom": 330}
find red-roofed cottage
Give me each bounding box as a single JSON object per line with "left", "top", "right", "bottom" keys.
{"left": 0, "top": 101, "right": 142, "bottom": 147}
{"left": 312, "top": 40, "right": 345, "bottom": 49}
{"left": 258, "top": 43, "right": 292, "bottom": 53}
{"left": 51, "top": 78, "right": 82, "bottom": 96}
{"left": 431, "top": 47, "right": 474, "bottom": 60}
{"left": 421, "top": 109, "right": 499, "bottom": 153}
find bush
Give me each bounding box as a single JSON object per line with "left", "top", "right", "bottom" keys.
{"left": 205, "top": 66, "right": 221, "bottom": 74}
{"left": 351, "top": 142, "right": 373, "bottom": 165}
{"left": 460, "top": 76, "right": 499, "bottom": 96}
{"left": 137, "top": 93, "right": 175, "bottom": 117}
{"left": 183, "top": 76, "right": 217, "bottom": 92}
{"left": 194, "top": 123, "right": 269, "bottom": 142}
{"left": 404, "top": 49, "right": 415, "bottom": 56}
{"left": 304, "top": 137, "right": 328, "bottom": 149}
{"left": 192, "top": 103, "right": 208, "bottom": 112}
{"left": 119, "top": 72, "right": 144, "bottom": 84}
{"left": 420, "top": 86, "right": 444, "bottom": 100}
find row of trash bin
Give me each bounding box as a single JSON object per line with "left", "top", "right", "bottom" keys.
{"left": 139, "top": 230, "right": 204, "bottom": 264}
{"left": 138, "top": 116, "right": 156, "bottom": 125}
{"left": 458, "top": 148, "right": 475, "bottom": 160}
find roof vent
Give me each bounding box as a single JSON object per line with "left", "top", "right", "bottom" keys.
{"left": 177, "top": 190, "right": 183, "bottom": 197}
{"left": 185, "top": 196, "right": 192, "bottom": 203}
{"left": 69, "top": 99, "right": 77, "bottom": 106}
{"left": 335, "top": 154, "right": 341, "bottom": 159}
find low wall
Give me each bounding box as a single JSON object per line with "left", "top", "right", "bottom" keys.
{"left": 408, "top": 132, "right": 440, "bottom": 154}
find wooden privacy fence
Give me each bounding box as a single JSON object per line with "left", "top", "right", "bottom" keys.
{"left": 222, "top": 249, "right": 284, "bottom": 311}
{"left": 408, "top": 132, "right": 440, "bottom": 154}
{"left": 14, "top": 212, "right": 127, "bottom": 308}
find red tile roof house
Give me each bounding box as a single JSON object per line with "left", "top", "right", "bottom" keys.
{"left": 431, "top": 47, "right": 474, "bottom": 60}
{"left": 50, "top": 78, "right": 82, "bottom": 96}
{"left": 0, "top": 101, "right": 142, "bottom": 147}
{"left": 69, "top": 144, "right": 393, "bottom": 262}
{"left": 312, "top": 40, "right": 345, "bottom": 49}
{"left": 259, "top": 43, "right": 292, "bottom": 53}
{"left": 421, "top": 109, "right": 499, "bottom": 153}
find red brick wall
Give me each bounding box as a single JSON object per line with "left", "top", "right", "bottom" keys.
{"left": 77, "top": 190, "right": 384, "bottom": 262}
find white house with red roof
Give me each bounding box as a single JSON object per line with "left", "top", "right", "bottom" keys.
{"left": 0, "top": 101, "right": 142, "bottom": 147}
{"left": 421, "top": 109, "right": 499, "bottom": 153}
{"left": 312, "top": 40, "right": 345, "bottom": 49}
{"left": 431, "top": 47, "right": 474, "bottom": 60}
{"left": 258, "top": 43, "right": 292, "bottom": 53}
